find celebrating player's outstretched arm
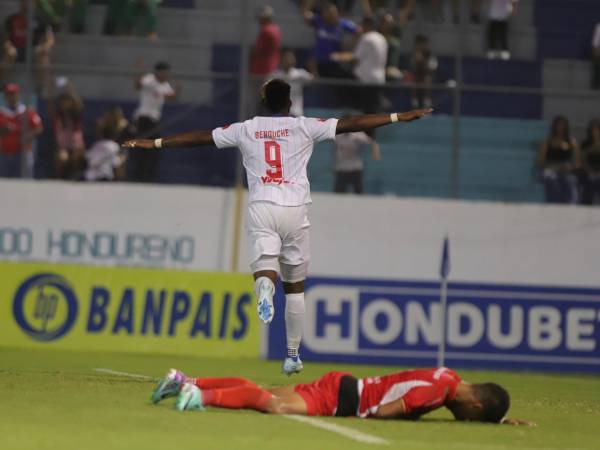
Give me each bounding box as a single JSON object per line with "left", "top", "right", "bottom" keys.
{"left": 122, "top": 110, "right": 432, "bottom": 150}
{"left": 125, "top": 78, "right": 433, "bottom": 377}
{"left": 336, "top": 108, "right": 432, "bottom": 134}
{"left": 123, "top": 130, "right": 214, "bottom": 149}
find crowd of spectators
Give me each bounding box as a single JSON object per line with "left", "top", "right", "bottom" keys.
{"left": 0, "top": 0, "right": 172, "bottom": 182}
{"left": 0, "top": 0, "right": 599, "bottom": 206}
{"left": 0, "top": 57, "right": 177, "bottom": 182}
{"left": 538, "top": 116, "right": 600, "bottom": 205}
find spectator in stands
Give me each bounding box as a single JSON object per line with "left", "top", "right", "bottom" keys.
{"left": 410, "top": 34, "right": 437, "bottom": 109}
{"left": 85, "top": 131, "right": 126, "bottom": 182}
{"left": 129, "top": 61, "right": 178, "bottom": 182}
{"left": 538, "top": 115, "right": 581, "bottom": 204}
{"left": 580, "top": 119, "right": 600, "bottom": 205}
{"left": 303, "top": 2, "right": 360, "bottom": 77}
{"left": 4, "top": 0, "right": 55, "bottom": 94}
{"left": 486, "top": 0, "right": 518, "bottom": 60}
{"left": 37, "top": 0, "right": 88, "bottom": 34}
{"left": 272, "top": 49, "right": 313, "bottom": 117}
{"left": 0, "top": 83, "right": 43, "bottom": 178}
{"left": 248, "top": 5, "right": 281, "bottom": 115}
{"left": 592, "top": 22, "right": 600, "bottom": 90}
{"left": 452, "top": 0, "right": 481, "bottom": 24}
{"left": 103, "top": 0, "right": 160, "bottom": 38}
{"left": 35, "top": 0, "right": 62, "bottom": 30}
{"left": 332, "top": 124, "right": 381, "bottom": 194}
{"left": 251, "top": 5, "right": 281, "bottom": 78}
{"left": 96, "top": 106, "right": 136, "bottom": 144}
{"left": 379, "top": 12, "right": 403, "bottom": 81}
{"left": 331, "top": 17, "right": 387, "bottom": 114}
{"left": 49, "top": 78, "right": 85, "bottom": 180}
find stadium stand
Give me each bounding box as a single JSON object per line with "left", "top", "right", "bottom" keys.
{"left": 0, "top": 0, "right": 597, "bottom": 203}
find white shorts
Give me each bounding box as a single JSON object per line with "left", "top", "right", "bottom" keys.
{"left": 246, "top": 201, "right": 310, "bottom": 282}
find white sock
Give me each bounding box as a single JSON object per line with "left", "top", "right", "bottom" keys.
{"left": 254, "top": 276, "right": 274, "bottom": 299}
{"left": 285, "top": 293, "right": 305, "bottom": 358}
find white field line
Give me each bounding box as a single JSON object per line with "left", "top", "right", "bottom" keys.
{"left": 92, "top": 367, "right": 389, "bottom": 445}
{"left": 93, "top": 368, "right": 155, "bottom": 380}
{"left": 283, "top": 415, "right": 389, "bottom": 445}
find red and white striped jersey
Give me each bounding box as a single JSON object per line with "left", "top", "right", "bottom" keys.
{"left": 358, "top": 367, "right": 461, "bottom": 418}
{"left": 212, "top": 116, "right": 338, "bottom": 206}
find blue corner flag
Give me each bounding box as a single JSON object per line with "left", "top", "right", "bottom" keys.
{"left": 440, "top": 236, "right": 450, "bottom": 279}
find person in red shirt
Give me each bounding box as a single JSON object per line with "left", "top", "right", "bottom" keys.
{"left": 151, "top": 367, "right": 532, "bottom": 425}
{"left": 247, "top": 5, "right": 281, "bottom": 116}
{"left": 250, "top": 5, "right": 281, "bottom": 77}
{"left": 0, "top": 83, "right": 43, "bottom": 178}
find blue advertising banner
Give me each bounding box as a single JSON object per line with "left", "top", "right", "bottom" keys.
{"left": 267, "top": 277, "right": 600, "bottom": 373}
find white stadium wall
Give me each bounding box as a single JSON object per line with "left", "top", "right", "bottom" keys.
{"left": 2, "top": 180, "right": 600, "bottom": 373}
{"left": 3, "top": 179, "right": 600, "bottom": 286}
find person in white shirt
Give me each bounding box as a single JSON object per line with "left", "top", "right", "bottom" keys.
{"left": 123, "top": 79, "right": 432, "bottom": 375}
{"left": 332, "top": 17, "right": 388, "bottom": 113}
{"left": 85, "top": 138, "right": 125, "bottom": 182}
{"left": 333, "top": 130, "right": 381, "bottom": 194}
{"left": 272, "top": 49, "right": 313, "bottom": 117}
{"left": 487, "top": 0, "right": 518, "bottom": 60}
{"left": 592, "top": 22, "right": 600, "bottom": 90}
{"left": 129, "top": 61, "right": 177, "bottom": 182}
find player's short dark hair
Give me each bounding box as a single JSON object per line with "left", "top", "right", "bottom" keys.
{"left": 154, "top": 61, "right": 171, "bottom": 72}
{"left": 262, "top": 78, "right": 291, "bottom": 113}
{"left": 472, "top": 383, "right": 510, "bottom": 423}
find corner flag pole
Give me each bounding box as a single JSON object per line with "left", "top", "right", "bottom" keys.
{"left": 437, "top": 235, "right": 450, "bottom": 368}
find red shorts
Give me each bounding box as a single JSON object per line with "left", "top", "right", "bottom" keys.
{"left": 294, "top": 371, "right": 353, "bottom": 416}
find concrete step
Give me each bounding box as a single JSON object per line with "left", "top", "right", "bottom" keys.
{"left": 1, "top": 0, "right": 537, "bottom": 60}
{"left": 81, "top": 4, "right": 311, "bottom": 46}
{"left": 52, "top": 35, "right": 212, "bottom": 71}
{"left": 400, "top": 22, "right": 537, "bottom": 60}
{"left": 4, "top": 63, "right": 230, "bottom": 104}
{"left": 543, "top": 95, "right": 600, "bottom": 135}
{"left": 543, "top": 59, "right": 592, "bottom": 90}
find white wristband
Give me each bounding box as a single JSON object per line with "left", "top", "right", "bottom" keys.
{"left": 154, "top": 138, "right": 162, "bottom": 149}
{"left": 390, "top": 113, "right": 399, "bottom": 123}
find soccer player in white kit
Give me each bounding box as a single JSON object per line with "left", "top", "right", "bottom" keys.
{"left": 124, "top": 79, "right": 432, "bottom": 375}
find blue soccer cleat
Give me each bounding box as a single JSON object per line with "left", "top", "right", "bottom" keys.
{"left": 256, "top": 279, "right": 275, "bottom": 324}
{"left": 281, "top": 356, "right": 304, "bottom": 376}
{"left": 175, "top": 383, "right": 205, "bottom": 412}
{"left": 151, "top": 368, "right": 187, "bottom": 404}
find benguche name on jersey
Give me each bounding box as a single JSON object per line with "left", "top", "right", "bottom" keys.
{"left": 255, "top": 129, "right": 290, "bottom": 139}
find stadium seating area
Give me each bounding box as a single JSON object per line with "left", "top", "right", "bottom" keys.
{"left": 0, "top": 0, "right": 598, "bottom": 203}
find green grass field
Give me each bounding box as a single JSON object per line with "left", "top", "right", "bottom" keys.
{"left": 1, "top": 348, "right": 599, "bottom": 450}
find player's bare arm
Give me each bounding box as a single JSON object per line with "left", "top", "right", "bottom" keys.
{"left": 336, "top": 109, "right": 433, "bottom": 134}
{"left": 123, "top": 130, "right": 214, "bottom": 150}
{"left": 373, "top": 398, "right": 407, "bottom": 419}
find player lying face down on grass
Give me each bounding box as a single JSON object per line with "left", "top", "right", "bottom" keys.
{"left": 123, "top": 78, "right": 432, "bottom": 377}
{"left": 151, "top": 367, "right": 533, "bottom": 425}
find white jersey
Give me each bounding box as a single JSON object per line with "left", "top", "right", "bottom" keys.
{"left": 212, "top": 116, "right": 338, "bottom": 206}
{"left": 134, "top": 73, "right": 175, "bottom": 121}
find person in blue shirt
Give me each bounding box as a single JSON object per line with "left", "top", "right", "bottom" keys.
{"left": 303, "top": 2, "right": 360, "bottom": 78}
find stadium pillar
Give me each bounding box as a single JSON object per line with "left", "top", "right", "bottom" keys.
{"left": 21, "top": 0, "right": 35, "bottom": 178}
{"left": 450, "top": 0, "right": 464, "bottom": 199}
{"left": 230, "top": 0, "right": 253, "bottom": 272}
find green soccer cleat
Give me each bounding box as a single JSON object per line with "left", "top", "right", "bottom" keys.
{"left": 151, "top": 369, "right": 187, "bottom": 404}
{"left": 175, "top": 383, "right": 205, "bottom": 412}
